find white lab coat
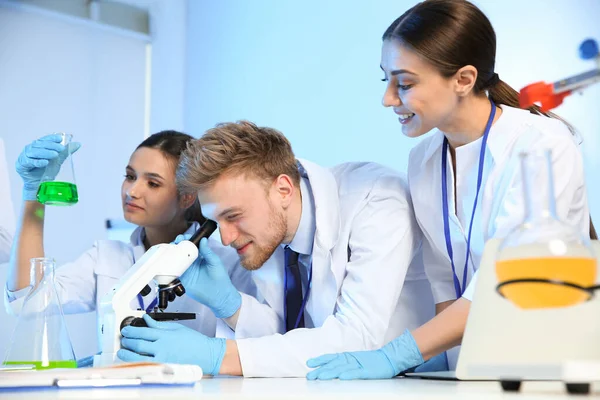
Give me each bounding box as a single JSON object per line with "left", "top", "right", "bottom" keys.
{"left": 408, "top": 105, "right": 590, "bottom": 366}
{"left": 4, "top": 223, "right": 256, "bottom": 341}
{"left": 222, "top": 159, "right": 435, "bottom": 377}
{"left": 0, "top": 139, "right": 16, "bottom": 263}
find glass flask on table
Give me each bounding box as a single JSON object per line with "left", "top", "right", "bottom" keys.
{"left": 3, "top": 258, "right": 76, "bottom": 369}
{"left": 36, "top": 132, "right": 79, "bottom": 206}
{"left": 495, "top": 148, "right": 596, "bottom": 309}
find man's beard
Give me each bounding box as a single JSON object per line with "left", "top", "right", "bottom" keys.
{"left": 239, "top": 203, "right": 287, "bottom": 271}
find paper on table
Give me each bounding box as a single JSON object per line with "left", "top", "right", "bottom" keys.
{"left": 0, "top": 362, "right": 203, "bottom": 389}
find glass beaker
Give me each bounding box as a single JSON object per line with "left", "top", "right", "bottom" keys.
{"left": 495, "top": 148, "right": 596, "bottom": 309}
{"left": 36, "top": 132, "right": 79, "bottom": 206}
{"left": 3, "top": 258, "right": 77, "bottom": 369}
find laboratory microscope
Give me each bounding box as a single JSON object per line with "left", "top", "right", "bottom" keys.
{"left": 93, "top": 220, "right": 217, "bottom": 367}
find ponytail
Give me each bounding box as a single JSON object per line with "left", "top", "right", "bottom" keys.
{"left": 487, "top": 79, "right": 520, "bottom": 109}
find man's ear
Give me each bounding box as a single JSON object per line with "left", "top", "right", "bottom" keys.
{"left": 453, "top": 65, "right": 478, "bottom": 97}
{"left": 273, "top": 174, "right": 295, "bottom": 209}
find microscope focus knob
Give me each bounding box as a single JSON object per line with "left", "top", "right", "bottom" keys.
{"left": 173, "top": 283, "right": 186, "bottom": 297}
{"left": 120, "top": 316, "right": 147, "bottom": 331}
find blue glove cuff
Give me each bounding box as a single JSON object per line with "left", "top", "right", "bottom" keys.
{"left": 209, "top": 338, "right": 227, "bottom": 376}
{"left": 214, "top": 290, "right": 242, "bottom": 319}
{"left": 380, "top": 329, "right": 425, "bottom": 375}
{"left": 22, "top": 187, "right": 39, "bottom": 202}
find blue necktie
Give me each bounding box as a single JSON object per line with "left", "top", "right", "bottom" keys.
{"left": 284, "top": 246, "right": 305, "bottom": 331}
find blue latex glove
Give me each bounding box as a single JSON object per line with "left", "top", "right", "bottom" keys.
{"left": 306, "top": 330, "right": 424, "bottom": 380}
{"left": 118, "top": 314, "right": 226, "bottom": 376}
{"left": 176, "top": 236, "right": 241, "bottom": 319}
{"left": 16, "top": 134, "right": 81, "bottom": 201}
{"left": 412, "top": 351, "right": 449, "bottom": 373}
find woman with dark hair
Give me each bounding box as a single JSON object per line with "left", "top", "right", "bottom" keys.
{"left": 307, "top": 0, "right": 594, "bottom": 380}
{"left": 6, "top": 130, "right": 243, "bottom": 343}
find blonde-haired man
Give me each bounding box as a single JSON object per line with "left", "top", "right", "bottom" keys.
{"left": 119, "top": 121, "right": 434, "bottom": 377}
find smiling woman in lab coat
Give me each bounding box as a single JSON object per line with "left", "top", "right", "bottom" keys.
{"left": 5, "top": 131, "right": 246, "bottom": 339}
{"left": 306, "top": 0, "right": 597, "bottom": 380}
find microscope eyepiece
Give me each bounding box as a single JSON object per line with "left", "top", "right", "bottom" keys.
{"left": 189, "top": 219, "right": 218, "bottom": 247}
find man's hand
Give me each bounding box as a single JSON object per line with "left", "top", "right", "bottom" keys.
{"left": 118, "top": 314, "right": 226, "bottom": 376}
{"left": 176, "top": 236, "right": 242, "bottom": 319}
{"left": 306, "top": 329, "right": 426, "bottom": 380}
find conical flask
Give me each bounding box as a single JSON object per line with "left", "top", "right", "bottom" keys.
{"left": 3, "top": 258, "right": 77, "bottom": 369}
{"left": 495, "top": 148, "right": 596, "bottom": 309}
{"left": 37, "top": 132, "right": 79, "bottom": 206}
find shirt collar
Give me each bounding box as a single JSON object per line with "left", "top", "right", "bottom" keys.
{"left": 285, "top": 175, "right": 316, "bottom": 256}
{"left": 419, "top": 104, "right": 521, "bottom": 167}
{"left": 130, "top": 226, "right": 145, "bottom": 247}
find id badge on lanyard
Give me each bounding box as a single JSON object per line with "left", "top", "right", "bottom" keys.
{"left": 441, "top": 98, "right": 496, "bottom": 298}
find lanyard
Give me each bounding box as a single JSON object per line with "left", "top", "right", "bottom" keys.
{"left": 441, "top": 97, "right": 496, "bottom": 298}
{"left": 284, "top": 259, "right": 313, "bottom": 330}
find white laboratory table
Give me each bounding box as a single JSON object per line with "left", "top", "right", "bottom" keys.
{"left": 0, "top": 377, "right": 598, "bottom": 399}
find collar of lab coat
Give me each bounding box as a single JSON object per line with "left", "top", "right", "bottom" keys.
{"left": 130, "top": 226, "right": 144, "bottom": 247}
{"left": 286, "top": 175, "right": 316, "bottom": 256}
{"left": 296, "top": 158, "right": 341, "bottom": 251}
{"left": 418, "top": 105, "right": 523, "bottom": 168}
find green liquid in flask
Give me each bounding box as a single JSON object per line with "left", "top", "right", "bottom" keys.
{"left": 3, "top": 360, "right": 77, "bottom": 370}
{"left": 37, "top": 182, "right": 78, "bottom": 206}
